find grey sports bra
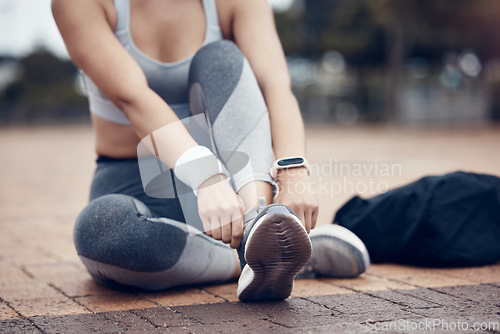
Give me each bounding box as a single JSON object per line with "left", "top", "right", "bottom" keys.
{"left": 81, "top": 0, "right": 223, "bottom": 125}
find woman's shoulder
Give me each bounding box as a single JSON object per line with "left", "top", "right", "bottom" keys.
{"left": 217, "top": 0, "right": 271, "bottom": 16}
{"left": 216, "top": 0, "right": 272, "bottom": 39}
{"left": 52, "top": 0, "right": 116, "bottom": 30}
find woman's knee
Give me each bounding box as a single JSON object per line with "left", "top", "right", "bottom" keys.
{"left": 189, "top": 41, "right": 246, "bottom": 117}
{"left": 75, "top": 194, "right": 150, "bottom": 229}
{"left": 190, "top": 40, "right": 244, "bottom": 81}
{"left": 74, "top": 194, "right": 144, "bottom": 253}
{"left": 74, "top": 194, "right": 187, "bottom": 272}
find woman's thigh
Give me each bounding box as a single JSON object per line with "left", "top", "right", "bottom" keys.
{"left": 89, "top": 156, "right": 185, "bottom": 221}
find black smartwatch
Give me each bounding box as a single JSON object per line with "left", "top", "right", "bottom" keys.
{"left": 270, "top": 157, "right": 310, "bottom": 179}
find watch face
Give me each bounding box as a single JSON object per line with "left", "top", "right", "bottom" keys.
{"left": 278, "top": 157, "right": 304, "bottom": 166}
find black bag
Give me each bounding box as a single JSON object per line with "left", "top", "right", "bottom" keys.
{"left": 335, "top": 171, "right": 500, "bottom": 267}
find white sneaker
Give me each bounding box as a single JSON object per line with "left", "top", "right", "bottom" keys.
{"left": 236, "top": 201, "right": 311, "bottom": 301}
{"left": 297, "top": 224, "right": 370, "bottom": 278}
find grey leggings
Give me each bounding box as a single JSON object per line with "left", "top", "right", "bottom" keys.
{"left": 75, "top": 40, "right": 274, "bottom": 290}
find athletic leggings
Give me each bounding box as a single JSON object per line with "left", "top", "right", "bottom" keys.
{"left": 74, "top": 40, "right": 274, "bottom": 290}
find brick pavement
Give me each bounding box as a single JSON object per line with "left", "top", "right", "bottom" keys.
{"left": 0, "top": 125, "right": 499, "bottom": 333}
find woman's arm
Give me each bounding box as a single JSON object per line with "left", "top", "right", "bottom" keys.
{"left": 52, "top": 0, "right": 244, "bottom": 247}
{"left": 52, "top": 0, "right": 197, "bottom": 165}
{"left": 229, "top": 0, "right": 319, "bottom": 231}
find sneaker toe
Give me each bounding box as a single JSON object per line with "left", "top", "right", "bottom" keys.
{"left": 310, "top": 224, "right": 370, "bottom": 278}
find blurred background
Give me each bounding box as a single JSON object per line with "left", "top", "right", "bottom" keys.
{"left": 1, "top": 0, "right": 500, "bottom": 126}
{"left": 0, "top": 1, "right": 499, "bottom": 320}
{"left": 0, "top": 0, "right": 499, "bottom": 279}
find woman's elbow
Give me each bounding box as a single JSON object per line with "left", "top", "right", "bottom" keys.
{"left": 108, "top": 86, "right": 149, "bottom": 116}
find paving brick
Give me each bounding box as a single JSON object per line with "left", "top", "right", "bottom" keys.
{"left": 320, "top": 273, "right": 415, "bottom": 293}
{"left": 0, "top": 318, "right": 41, "bottom": 333}
{"left": 393, "top": 287, "right": 476, "bottom": 308}
{"left": 289, "top": 322, "right": 373, "bottom": 334}
{"left": 368, "top": 289, "right": 441, "bottom": 309}
{"left": 21, "top": 262, "right": 85, "bottom": 284}
{"left": 141, "top": 287, "right": 225, "bottom": 307}
{"left": 291, "top": 278, "right": 354, "bottom": 298}
{"left": 133, "top": 306, "right": 198, "bottom": 328}
{"left": 0, "top": 243, "right": 58, "bottom": 266}
{"left": 409, "top": 304, "right": 494, "bottom": 318}
{"left": 8, "top": 297, "right": 90, "bottom": 318}
{"left": 102, "top": 309, "right": 158, "bottom": 332}
{"left": 307, "top": 292, "right": 406, "bottom": 315}
{"left": 332, "top": 310, "right": 423, "bottom": 327}
{"left": 0, "top": 282, "right": 64, "bottom": 301}
{"left": 51, "top": 277, "right": 124, "bottom": 298}
{"left": 300, "top": 294, "right": 422, "bottom": 331}
{"left": 172, "top": 302, "right": 265, "bottom": 325}
{"left": 0, "top": 266, "right": 32, "bottom": 285}
{"left": 431, "top": 265, "right": 500, "bottom": 284}
{"left": 433, "top": 284, "right": 500, "bottom": 306}
{"left": 243, "top": 297, "right": 339, "bottom": 328}
{"left": 178, "top": 319, "right": 284, "bottom": 333}
{"left": 391, "top": 286, "right": 500, "bottom": 319}
{"left": 47, "top": 244, "right": 80, "bottom": 263}
{"left": 134, "top": 306, "right": 285, "bottom": 333}
{"left": 30, "top": 313, "right": 119, "bottom": 333}
{"left": 368, "top": 264, "right": 476, "bottom": 288}
{"left": 152, "top": 320, "right": 283, "bottom": 334}
{"left": 0, "top": 302, "right": 19, "bottom": 320}
{"left": 75, "top": 294, "right": 157, "bottom": 313}
{"left": 201, "top": 282, "right": 239, "bottom": 302}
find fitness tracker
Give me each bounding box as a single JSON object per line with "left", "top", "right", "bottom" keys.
{"left": 270, "top": 157, "right": 310, "bottom": 179}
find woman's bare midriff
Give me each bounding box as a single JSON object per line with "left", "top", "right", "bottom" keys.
{"left": 92, "top": 114, "right": 141, "bottom": 158}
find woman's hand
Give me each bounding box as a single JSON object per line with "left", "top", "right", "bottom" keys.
{"left": 273, "top": 167, "right": 318, "bottom": 233}
{"left": 197, "top": 174, "right": 245, "bottom": 249}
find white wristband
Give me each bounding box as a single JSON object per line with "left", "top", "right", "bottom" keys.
{"left": 174, "top": 146, "right": 229, "bottom": 193}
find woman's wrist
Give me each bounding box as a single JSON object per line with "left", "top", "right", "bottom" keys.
{"left": 275, "top": 166, "right": 310, "bottom": 183}
{"left": 174, "top": 146, "right": 229, "bottom": 193}
{"left": 198, "top": 173, "right": 228, "bottom": 191}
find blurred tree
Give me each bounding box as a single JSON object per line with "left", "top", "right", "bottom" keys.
{"left": 274, "top": 0, "right": 500, "bottom": 121}
{"left": 0, "top": 48, "right": 88, "bottom": 124}
{"left": 369, "top": 0, "right": 500, "bottom": 119}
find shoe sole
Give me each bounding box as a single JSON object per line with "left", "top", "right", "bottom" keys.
{"left": 237, "top": 208, "right": 312, "bottom": 302}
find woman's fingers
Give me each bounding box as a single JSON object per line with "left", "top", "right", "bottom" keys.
{"left": 304, "top": 208, "right": 314, "bottom": 234}
{"left": 221, "top": 214, "right": 233, "bottom": 244}
{"left": 302, "top": 210, "right": 311, "bottom": 234}
{"left": 196, "top": 180, "right": 246, "bottom": 247}
{"left": 211, "top": 218, "right": 222, "bottom": 240}
{"left": 283, "top": 200, "right": 319, "bottom": 234}
{"left": 230, "top": 212, "right": 244, "bottom": 249}
{"left": 304, "top": 202, "right": 319, "bottom": 233}
{"left": 201, "top": 216, "right": 212, "bottom": 236}
{"left": 291, "top": 206, "right": 307, "bottom": 233}
{"left": 199, "top": 196, "right": 244, "bottom": 246}
{"left": 311, "top": 206, "right": 319, "bottom": 230}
